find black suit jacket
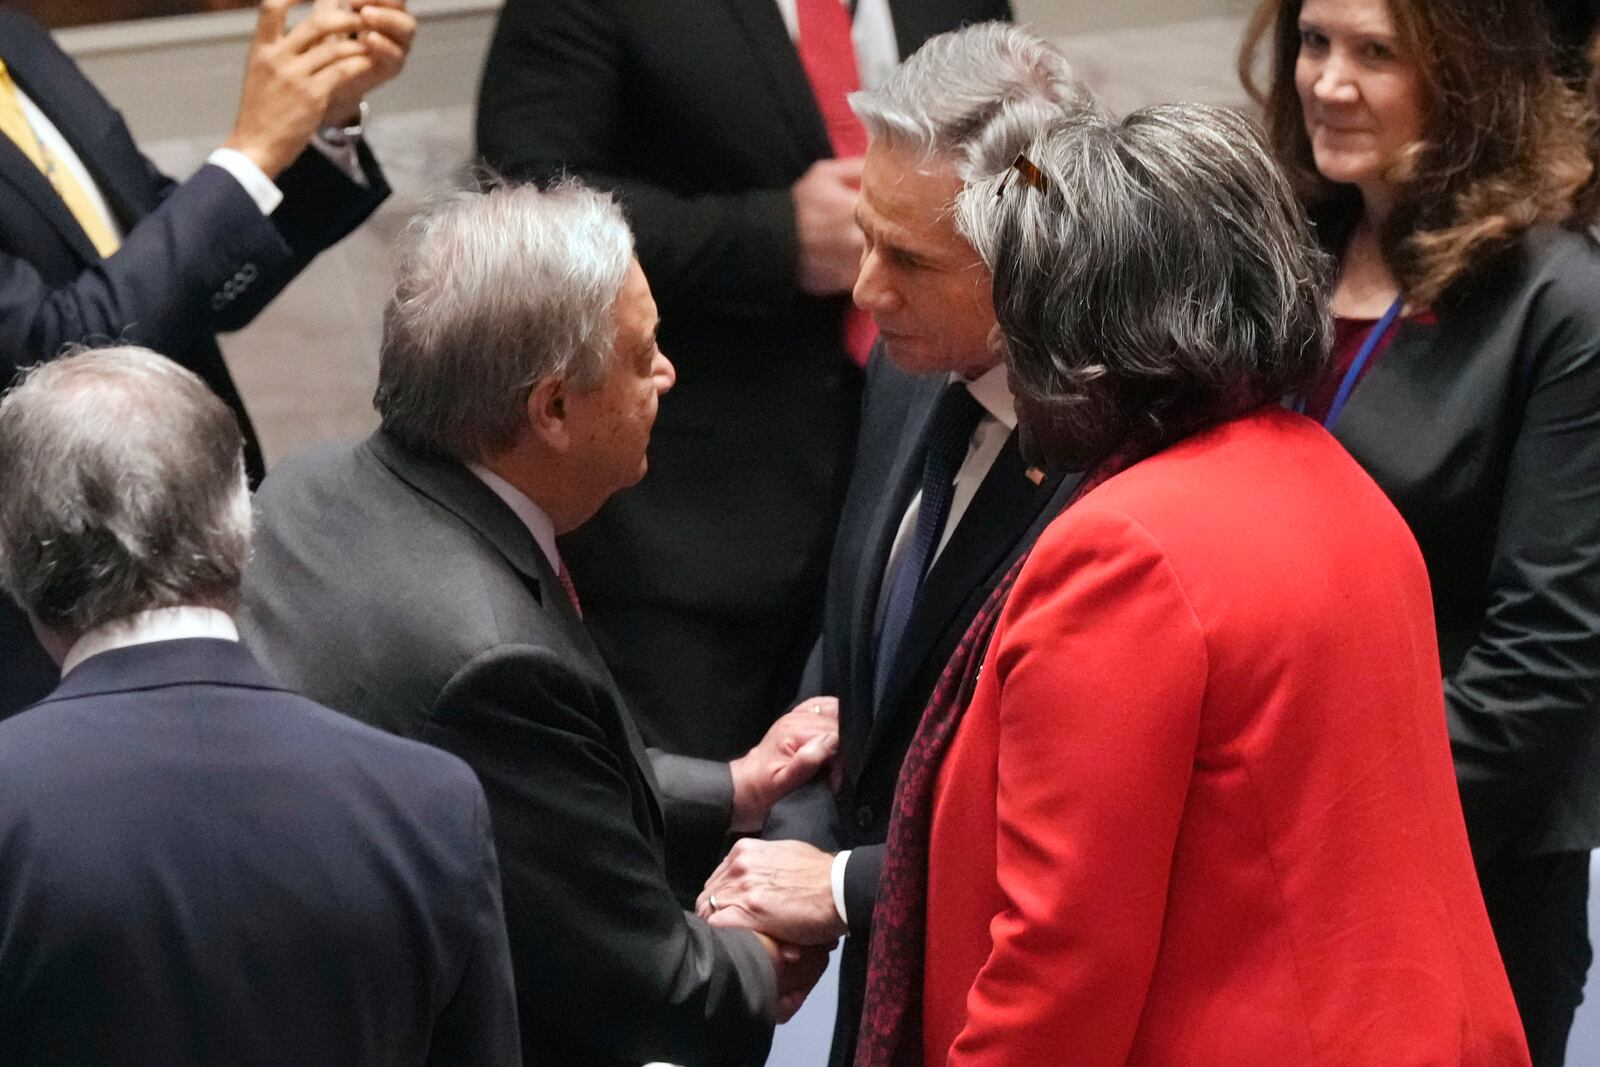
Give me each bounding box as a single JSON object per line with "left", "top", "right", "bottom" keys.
{"left": 0, "top": 638, "right": 517, "bottom": 1067}
{"left": 1328, "top": 226, "right": 1600, "bottom": 865}
{"left": 239, "top": 432, "right": 777, "bottom": 1067}
{"left": 766, "top": 350, "right": 1077, "bottom": 1065}
{"left": 0, "top": 9, "right": 389, "bottom": 716}
{"left": 477, "top": 0, "right": 1011, "bottom": 763}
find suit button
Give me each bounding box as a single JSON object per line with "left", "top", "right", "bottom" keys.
{"left": 239, "top": 263, "right": 258, "bottom": 282}
{"left": 855, "top": 805, "right": 873, "bottom": 830}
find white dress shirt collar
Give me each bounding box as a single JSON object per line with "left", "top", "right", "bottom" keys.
{"left": 874, "top": 360, "right": 1020, "bottom": 606}
{"left": 62, "top": 606, "right": 238, "bottom": 677}
{"left": 959, "top": 361, "right": 1016, "bottom": 430}
{"left": 468, "top": 464, "right": 561, "bottom": 573}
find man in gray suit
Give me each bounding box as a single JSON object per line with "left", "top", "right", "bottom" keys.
{"left": 240, "top": 181, "right": 836, "bottom": 1067}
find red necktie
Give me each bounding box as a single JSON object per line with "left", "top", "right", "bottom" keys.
{"left": 795, "top": 0, "right": 877, "bottom": 366}
{"left": 557, "top": 561, "right": 583, "bottom": 619}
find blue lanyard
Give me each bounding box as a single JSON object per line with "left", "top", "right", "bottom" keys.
{"left": 1300, "top": 295, "right": 1405, "bottom": 429}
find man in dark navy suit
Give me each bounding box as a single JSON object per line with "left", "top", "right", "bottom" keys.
{"left": 692, "top": 25, "right": 1100, "bottom": 1065}
{"left": 0, "top": 346, "right": 519, "bottom": 1067}
{"left": 0, "top": 0, "right": 412, "bottom": 715}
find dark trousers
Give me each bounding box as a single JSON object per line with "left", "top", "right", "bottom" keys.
{"left": 1480, "top": 850, "right": 1593, "bottom": 1067}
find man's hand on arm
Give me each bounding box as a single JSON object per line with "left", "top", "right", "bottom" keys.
{"left": 792, "top": 157, "right": 866, "bottom": 297}
{"left": 727, "top": 697, "right": 840, "bottom": 831}
{"left": 695, "top": 838, "right": 847, "bottom": 947}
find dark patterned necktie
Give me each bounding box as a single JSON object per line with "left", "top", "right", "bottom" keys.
{"left": 873, "top": 382, "right": 985, "bottom": 707}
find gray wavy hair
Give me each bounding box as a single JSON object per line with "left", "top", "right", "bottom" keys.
{"left": 0, "top": 346, "right": 252, "bottom": 638}
{"left": 850, "top": 21, "right": 1101, "bottom": 182}
{"left": 375, "top": 179, "right": 634, "bottom": 461}
{"left": 957, "top": 103, "right": 1333, "bottom": 468}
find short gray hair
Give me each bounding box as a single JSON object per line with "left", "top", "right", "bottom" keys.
{"left": 957, "top": 104, "right": 1333, "bottom": 468}
{"left": 0, "top": 346, "right": 252, "bottom": 638}
{"left": 850, "top": 22, "right": 1101, "bottom": 182}
{"left": 374, "top": 180, "right": 635, "bottom": 460}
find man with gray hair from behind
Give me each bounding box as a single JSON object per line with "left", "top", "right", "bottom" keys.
{"left": 693, "top": 22, "right": 1102, "bottom": 1066}
{"left": 0, "top": 347, "right": 519, "bottom": 1067}
{"left": 239, "top": 179, "right": 840, "bottom": 1067}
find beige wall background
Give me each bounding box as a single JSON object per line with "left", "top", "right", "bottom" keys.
{"left": 60, "top": 0, "right": 1255, "bottom": 146}
{"left": 1017, "top": 0, "right": 1252, "bottom": 34}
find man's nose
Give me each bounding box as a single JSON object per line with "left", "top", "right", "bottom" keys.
{"left": 652, "top": 351, "right": 676, "bottom": 394}
{"left": 853, "top": 251, "right": 901, "bottom": 315}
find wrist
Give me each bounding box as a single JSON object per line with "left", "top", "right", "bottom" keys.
{"left": 727, "top": 753, "right": 769, "bottom": 832}
{"left": 220, "top": 136, "right": 289, "bottom": 181}
{"left": 318, "top": 100, "right": 368, "bottom": 145}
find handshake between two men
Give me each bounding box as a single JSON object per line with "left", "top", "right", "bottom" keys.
{"left": 702, "top": 692, "right": 853, "bottom": 1023}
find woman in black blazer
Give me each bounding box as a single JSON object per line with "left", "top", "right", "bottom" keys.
{"left": 1243, "top": 0, "right": 1600, "bottom": 1063}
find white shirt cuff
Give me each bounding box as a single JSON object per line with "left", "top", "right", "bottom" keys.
{"left": 830, "top": 849, "right": 852, "bottom": 926}
{"left": 206, "top": 148, "right": 283, "bottom": 217}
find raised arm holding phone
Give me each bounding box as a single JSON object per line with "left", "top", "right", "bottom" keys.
{"left": 0, "top": 0, "right": 413, "bottom": 716}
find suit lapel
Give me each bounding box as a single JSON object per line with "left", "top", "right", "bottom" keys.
{"left": 0, "top": 37, "right": 132, "bottom": 255}
{"left": 366, "top": 434, "right": 627, "bottom": 682}
{"left": 721, "top": 0, "right": 834, "bottom": 160}
{"left": 0, "top": 127, "right": 101, "bottom": 264}
{"left": 367, "top": 434, "right": 550, "bottom": 591}
{"left": 366, "top": 433, "right": 667, "bottom": 833}
{"left": 863, "top": 432, "right": 1067, "bottom": 761}
{"left": 1329, "top": 317, "right": 1442, "bottom": 455}
{"left": 842, "top": 374, "right": 940, "bottom": 773}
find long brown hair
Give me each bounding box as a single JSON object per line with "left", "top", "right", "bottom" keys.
{"left": 1240, "top": 0, "right": 1598, "bottom": 306}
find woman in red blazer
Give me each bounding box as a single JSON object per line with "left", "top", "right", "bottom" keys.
{"left": 855, "top": 105, "right": 1529, "bottom": 1066}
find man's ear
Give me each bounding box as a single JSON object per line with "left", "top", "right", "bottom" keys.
{"left": 528, "top": 375, "right": 570, "bottom": 452}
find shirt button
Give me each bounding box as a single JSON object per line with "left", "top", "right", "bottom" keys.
{"left": 855, "top": 805, "right": 874, "bottom": 830}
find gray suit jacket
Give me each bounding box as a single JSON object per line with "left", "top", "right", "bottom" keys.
{"left": 240, "top": 431, "right": 776, "bottom": 1067}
